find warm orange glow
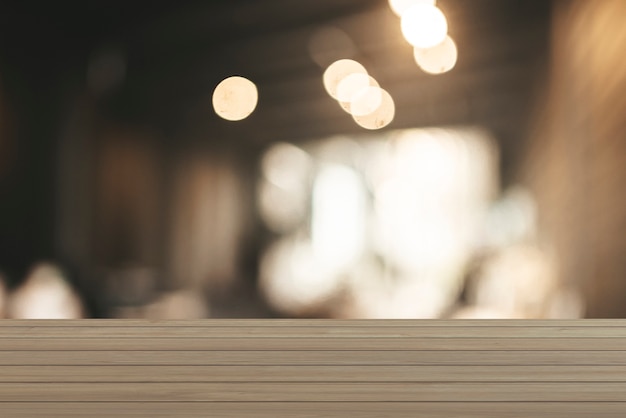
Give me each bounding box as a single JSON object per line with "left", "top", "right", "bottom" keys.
{"left": 414, "top": 35, "right": 458, "bottom": 74}
{"left": 212, "top": 76, "right": 258, "bottom": 121}
{"left": 401, "top": 4, "right": 448, "bottom": 48}
{"left": 388, "top": 0, "right": 436, "bottom": 17}
{"left": 323, "top": 59, "right": 367, "bottom": 100}
{"left": 353, "top": 88, "right": 395, "bottom": 130}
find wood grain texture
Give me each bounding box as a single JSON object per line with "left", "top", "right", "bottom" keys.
{"left": 0, "top": 320, "right": 625, "bottom": 416}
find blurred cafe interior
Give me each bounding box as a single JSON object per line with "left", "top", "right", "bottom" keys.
{"left": 0, "top": 0, "right": 624, "bottom": 319}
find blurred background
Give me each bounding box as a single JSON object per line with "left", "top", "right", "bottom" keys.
{"left": 0, "top": 0, "right": 623, "bottom": 319}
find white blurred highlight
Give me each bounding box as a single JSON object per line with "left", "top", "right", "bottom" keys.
{"left": 482, "top": 186, "right": 539, "bottom": 248}
{"left": 260, "top": 237, "right": 342, "bottom": 314}
{"left": 353, "top": 88, "right": 395, "bottom": 130}
{"left": 470, "top": 245, "right": 560, "bottom": 318}
{"left": 401, "top": 4, "right": 448, "bottom": 48}
{"left": 370, "top": 129, "right": 497, "bottom": 316}
{"left": 312, "top": 165, "right": 366, "bottom": 271}
{"left": 259, "top": 143, "right": 312, "bottom": 233}
{"left": 338, "top": 76, "right": 381, "bottom": 115}
{"left": 258, "top": 129, "right": 500, "bottom": 318}
{"left": 323, "top": 59, "right": 367, "bottom": 100}
{"left": 212, "top": 76, "right": 258, "bottom": 121}
{"left": 389, "top": 0, "right": 436, "bottom": 17}
{"left": 414, "top": 35, "right": 458, "bottom": 74}
{"left": 8, "top": 263, "right": 84, "bottom": 319}
{"left": 337, "top": 73, "right": 372, "bottom": 103}
{"left": 349, "top": 85, "right": 383, "bottom": 117}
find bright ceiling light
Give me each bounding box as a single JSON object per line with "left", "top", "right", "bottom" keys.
{"left": 323, "top": 59, "right": 367, "bottom": 100}
{"left": 389, "top": 0, "right": 436, "bottom": 17}
{"left": 353, "top": 88, "right": 395, "bottom": 130}
{"left": 212, "top": 76, "right": 258, "bottom": 121}
{"left": 336, "top": 73, "right": 372, "bottom": 103}
{"left": 414, "top": 35, "right": 458, "bottom": 74}
{"left": 401, "top": 4, "right": 448, "bottom": 49}
{"left": 337, "top": 75, "right": 380, "bottom": 115}
{"left": 349, "top": 85, "right": 383, "bottom": 117}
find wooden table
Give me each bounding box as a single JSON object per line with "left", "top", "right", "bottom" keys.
{"left": 1, "top": 320, "right": 625, "bottom": 417}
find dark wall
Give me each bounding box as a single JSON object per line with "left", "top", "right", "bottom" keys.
{"left": 521, "top": 0, "right": 626, "bottom": 317}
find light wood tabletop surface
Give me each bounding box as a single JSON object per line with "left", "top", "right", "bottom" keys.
{"left": 0, "top": 320, "right": 625, "bottom": 417}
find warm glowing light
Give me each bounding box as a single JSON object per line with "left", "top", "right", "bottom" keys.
{"left": 256, "top": 128, "right": 502, "bottom": 319}
{"left": 212, "top": 76, "right": 258, "bottom": 121}
{"left": 323, "top": 59, "right": 367, "bottom": 100}
{"left": 261, "top": 142, "right": 311, "bottom": 190}
{"left": 260, "top": 237, "right": 343, "bottom": 314}
{"left": 312, "top": 164, "right": 366, "bottom": 270}
{"left": 401, "top": 4, "right": 448, "bottom": 48}
{"left": 353, "top": 88, "right": 395, "bottom": 130}
{"left": 336, "top": 73, "right": 372, "bottom": 103}
{"left": 8, "top": 263, "right": 84, "bottom": 319}
{"left": 414, "top": 35, "right": 458, "bottom": 74}
{"left": 349, "top": 85, "right": 384, "bottom": 117}
{"left": 388, "top": 0, "right": 436, "bottom": 17}
{"left": 471, "top": 245, "right": 559, "bottom": 318}
{"left": 337, "top": 75, "right": 380, "bottom": 115}
{"left": 259, "top": 143, "right": 312, "bottom": 233}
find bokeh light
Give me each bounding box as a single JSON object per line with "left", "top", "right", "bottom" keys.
{"left": 337, "top": 75, "right": 380, "bottom": 115}
{"left": 8, "top": 263, "right": 84, "bottom": 319}
{"left": 260, "top": 236, "right": 343, "bottom": 315}
{"left": 257, "top": 128, "right": 501, "bottom": 319}
{"left": 414, "top": 35, "right": 458, "bottom": 74}
{"left": 312, "top": 164, "right": 366, "bottom": 270}
{"left": 258, "top": 143, "right": 312, "bottom": 233}
{"left": 336, "top": 73, "right": 372, "bottom": 103}
{"left": 388, "top": 0, "right": 436, "bottom": 17}
{"left": 401, "top": 4, "right": 448, "bottom": 48}
{"left": 353, "top": 88, "right": 395, "bottom": 130}
{"left": 323, "top": 59, "right": 367, "bottom": 100}
{"left": 212, "top": 76, "right": 258, "bottom": 121}
{"left": 349, "top": 85, "right": 384, "bottom": 117}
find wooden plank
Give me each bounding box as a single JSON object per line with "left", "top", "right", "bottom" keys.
{"left": 1, "top": 320, "right": 625, "bottom": 415}
{"left": 0, "top": 350, "right": 625, "bottom": 366}
{"left": 2, "top": 326, "right": 626, "bottom": 338}
{"left": 1, "top": 365, "right": 626, "bottom": 383}
{"left": 1, "top": 402, "right": 625, "bottom": 418}
{"left": 0, "top": 319, "right": 624, "bottom": 327}
{"left": 0, "top": 382, "right": 625, "bottom": 402}
{"left": 1, "top": 337, "right": 626, "bottom": 350}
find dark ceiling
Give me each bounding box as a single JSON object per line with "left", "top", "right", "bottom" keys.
{"left": 0, "top": 0, "right": 552, "bottom": 280}
{"left": 0, "top": 0, "right": 551, "bottom": 174}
